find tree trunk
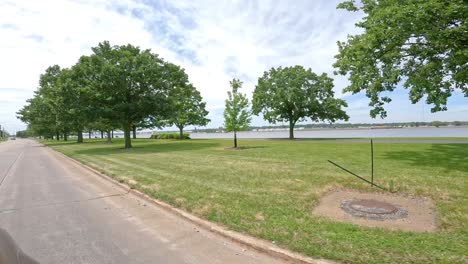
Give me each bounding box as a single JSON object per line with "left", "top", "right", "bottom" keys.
{"left": 289, "top": 119, "right": 296, "bottom": 140}
{"left": 132, "top": 125, "right": 137, "bottom": 139}
{"left": 234, "top": 131, "right": 237, "bottom": 148}
{"left": 124, "top": 124, "right": 132, "bottom": 149}
{"left": 111, "top": 130, "right": 114, "bottom": 138}
{"left": 100, "top": 130, "right": 104, "bottom": 139}
{"left": 64, "top": 131, "right": 68, "bottom": 141}
{"left": 77, "top": 130, "right": 83, "bottom": 143}
{"left": 56, "top": 131, "right": 60, "bottom": 141}
{"left": 106, "top": 130, "right": 112, "bottom": 143}
{"left": 88, "top": 131, "right": 91, "bottom": 139}
{"left": 178, "top": 126, "right": 184, "bottom": 139}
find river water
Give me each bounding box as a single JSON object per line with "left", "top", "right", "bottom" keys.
{"left": 189, "top": 127, "right": 468, "bottom": 139}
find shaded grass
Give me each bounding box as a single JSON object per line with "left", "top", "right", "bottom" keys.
{"left": 287, "top": 137, "right": 468, "bottom": 140}
{"left": 42, "top": 138, "right": 468, "bottom": 264}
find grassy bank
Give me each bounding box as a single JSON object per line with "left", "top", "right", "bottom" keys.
{"left": 43, "top": 138, "right": 467, "bottom": 263}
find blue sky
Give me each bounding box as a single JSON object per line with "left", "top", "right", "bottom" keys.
{"left": 0, "top": 0, "right": 466, "bottom": 133}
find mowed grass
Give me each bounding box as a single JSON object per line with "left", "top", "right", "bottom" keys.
{"left": 43, "top": 138, "right": 467, "bottom": 264}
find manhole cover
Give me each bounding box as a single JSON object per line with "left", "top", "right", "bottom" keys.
{"left": 341, "top": 199, "right": 407, "bottom": 220}
{"left": 349, "top": 199, "right": 398, "bottom": 214}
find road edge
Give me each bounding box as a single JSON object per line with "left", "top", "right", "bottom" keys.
{"left": 45, "top": 144, "right": 335, "bottom": 264}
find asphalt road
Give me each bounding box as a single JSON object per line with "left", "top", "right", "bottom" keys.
{"left": 0, "top": 139, "right": 281, "bottom": 264}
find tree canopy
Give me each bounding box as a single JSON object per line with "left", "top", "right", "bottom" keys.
{"left": 17, "top": 41, "right": 208, "bottom": 147}
{"left": 253, "top": 66, "right": 349, "bottom": 139}
{"left": 83, "top": 41, "right": 186, "bottom": 148}
{"left": 166, "top": 83, "right": 210, "bottom": 138}
{"left": 18, "top": 65, "right": 64, "bottom": 139}
{"left": 334, "top": 0, "right": 467, "bottom": 118}
{"left": 224, "top": 79, "right": 251, "bottom": 148}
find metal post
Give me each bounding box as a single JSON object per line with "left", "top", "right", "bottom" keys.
{"left": 371, "top": 139, "right": 374, "bottom": 185}
{"left": 327, "top": 160, "right": 386, "bottom": 191}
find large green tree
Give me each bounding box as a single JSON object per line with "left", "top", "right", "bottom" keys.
{"left": 55, "top": 66, "right": 95, "bottom": 143}
{"left": 18, "top": 65, "right": 65, "bottom": 140}
{"left": 253, "top": 66, "right": 349, "bottom": 139}
{"left": 166, "top": 83, "right": 210, "bottom": 138}
{"left": 224, "top": 79, "right": 251, "bottom": 148}
{"left": 86, "top": 41, "right": 188, "bottom": 148}
{"left": 17, "top": 96, "right": 56, "bottom": 139}
{"left": 334, "top": 0, "right": 467, "bottom": 118}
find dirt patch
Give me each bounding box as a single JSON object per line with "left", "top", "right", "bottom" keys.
{"left": 312, "top": 189, "right": 436, "bottom": 232}
{"left": 255, "top": 212, "right": 265, "bottom": 221}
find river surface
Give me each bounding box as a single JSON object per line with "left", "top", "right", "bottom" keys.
{"left": 189, "top": 127, "right": 468, "bottom": 139}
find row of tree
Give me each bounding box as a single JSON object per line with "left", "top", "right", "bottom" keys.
{"left": 17, "top": 41, "right": 210, "bottom": 148}
{"left": 18, "top": 40, "right": 349, "bottom": 148}
{"left": 223, "top": 66, "right": 349, "bottom": 147}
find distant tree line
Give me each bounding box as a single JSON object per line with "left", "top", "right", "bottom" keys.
{"left": 0, "top": 125, "right": 9, "bottom": 139}
{"left": 15, "top": 130, "right": 31, "bottom": 138}
{"left": 192, "top": 120, "right": 468, "bottom": 133}
{"left": 17, "top": 41, "right": 209, "bottom": 148}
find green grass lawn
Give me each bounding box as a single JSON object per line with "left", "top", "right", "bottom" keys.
{"left": 43, "top": 138, "right": 467, "bottom": 264}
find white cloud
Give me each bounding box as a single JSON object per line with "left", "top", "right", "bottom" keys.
{"left": 0, "top": 0, "right": 466, "bottom": 133}
{"left": 0, "top": 0, "right": 159, "bottom": 132}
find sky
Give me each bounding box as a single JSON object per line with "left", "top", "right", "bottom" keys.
{"left": 0, "top": 0, "right": 466, "bottom": 133}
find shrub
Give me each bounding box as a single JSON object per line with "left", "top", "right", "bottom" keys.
{"left": 150, "top": 133, "right": 190, "bottom": 140}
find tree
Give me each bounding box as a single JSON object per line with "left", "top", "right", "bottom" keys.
{"left": 19, "top": 65, "right": 88, "bottom": 141}
{"left": 17, "top": 41, "right": 190, "bottom": 146}
{"left": 334, "top": 0, "right": 467, "bottom": 118}
{"left": 54, "top": 66, "right": 93, "bottom": 143}
{"left": 86, "top": 41, "right": 188, "bottom": 148}
{"left": 37, "top": 65, "right": 64, "bottom": 140}
{"left": 17, "top": 65, "right": 65, "bottom": 140}
{"left": 431, "top": 120, "right": 446, "bottom": 127}
{"left": 224, "top": 79, "right": 251, "bottom": 148}
{"left": 253, "top": 66, "right": 349, "bottom": 139}
{"left": 166, "top": 83, "right": 210, "bottom": 138}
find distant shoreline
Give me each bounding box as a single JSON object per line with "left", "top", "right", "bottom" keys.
{"left": 188, "top": 126, "right": 468, "bottom": 139}
{"left": 189, "top": 125, "right": 468, "bottom": 134}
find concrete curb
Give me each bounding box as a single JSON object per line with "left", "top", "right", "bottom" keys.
{"left": 46, "top": 145, "right": 335, "bottom": 264}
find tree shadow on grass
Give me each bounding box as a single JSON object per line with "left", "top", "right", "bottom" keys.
{"left": 269, "top": 138, "right": 366, "bottom": 141}
{"left": 41, "top": 141, "right": 80, "bottom": 147}
{"left": 73, "top": 140, "right": 221, "bottom": 156}
{"left": 223, "top": 146, "right": 267, "bottom": 150}
{"left": 42, "top": 139, "right": 109, "bottom": 147}
{"left": 383, "top": 144, "right": 468, "bottom": 173}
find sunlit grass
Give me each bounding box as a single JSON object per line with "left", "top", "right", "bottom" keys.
{"left": 43, "top": 138, "right": 468, "bottom": 264}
